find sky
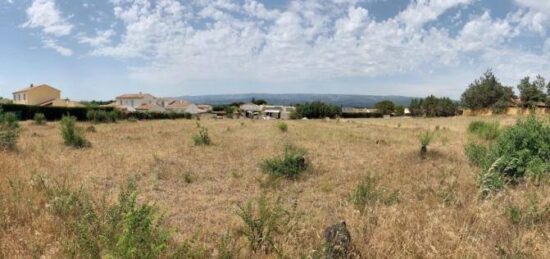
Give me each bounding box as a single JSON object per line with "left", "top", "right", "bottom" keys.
{"left": 0, "top": 0, "right": 549, "bottom": 101}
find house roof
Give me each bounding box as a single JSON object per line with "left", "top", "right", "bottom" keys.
{"left": 13, "top": 84, "right": 60, "bottom": 94}
{"left": 165, "top": 100, "right": 192, "bottom": 109}
{"left": 240, "top": 103, "right": 262, "bottom": 111}
{"left": 116, "top": 93, "right": 155, "bottom": 99}
{"left": 136, "top": 103, "right": 162, "bottom": 110}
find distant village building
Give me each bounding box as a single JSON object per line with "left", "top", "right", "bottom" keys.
{"left": 116, "top": 93, "right": 156, "bottom": 109}
{"left": 240, "top": 103, "right": 262, "bottom": 118}
{"left": 12, "top": 84, "right": 83, "bottom": 107}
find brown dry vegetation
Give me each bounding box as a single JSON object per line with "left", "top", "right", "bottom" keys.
{"left": 2, "top": 116, "right": 550, "bottom": 258}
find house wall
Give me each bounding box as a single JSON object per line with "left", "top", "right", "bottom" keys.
{"left": 117, "top": 96, "right": 155, "bottom": 108}
{"left": 13, "top": 87, "right": 60, "bottom": 105}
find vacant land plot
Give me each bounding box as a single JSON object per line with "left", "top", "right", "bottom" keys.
{"left": 1, "top": 116, "right": 549, "bottom": 258}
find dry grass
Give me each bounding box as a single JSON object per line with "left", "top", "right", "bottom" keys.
{"left": 1, "top": 116, "right": 550, "bottom": 258}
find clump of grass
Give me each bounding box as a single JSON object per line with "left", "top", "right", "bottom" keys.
{"left": 506, "top": 196, "right": 550, "bottom": 226}
{"left": 350, "top": 176, "right": 400, "bottom": 213}
{"left": 33, "top": 113, "right": 46, "bottom": 125}
{"left": 236, "top": 195, "right": 288, "bottom": 254}
{"left": 193, "top": 124, "right": 211, "bottom": 146}
{"left": 60, "top": 115, "right": 90, "bottom": 148}
{"left": 0, "top": 111, "right": 20, "bottom": 151}
{"left": 277, "top": 122, "right": 288, "bottom": 132}
{"left": 216, "top": 232, "right": 241, "bottom": 259}
{"left": 127, "top": 116, "right": 138, "bottom": 122}
{"left": 468, "top": 120, "right": 500, "bottom": 141}
{"left": 261, "top": 144, "right": 307, "bottom": 179}
{"left": 418, "top": 130, "right": 434, "bottom": 159}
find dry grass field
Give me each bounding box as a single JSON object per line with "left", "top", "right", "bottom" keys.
{"left": 2, "top": 116, "right": 550, "bottom": 258}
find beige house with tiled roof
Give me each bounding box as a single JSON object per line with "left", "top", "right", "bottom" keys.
{"left": 13, "top": 84, "right": 61, "bottom": 105}
{"left": 136, "top": 103, "right": 166, "bottom": 113}
{"left": 116, "top": 92, "right": 155, "bottom": 108}
{"left": 165, "top": 100, "right": 201, "bottom": 114}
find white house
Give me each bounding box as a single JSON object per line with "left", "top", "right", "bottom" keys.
{"left": 116, "top": 93, "right": 156, "bottom": 109}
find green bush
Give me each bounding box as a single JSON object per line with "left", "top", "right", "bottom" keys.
{"left": 236, "top": 195, "right": 288, "bottom": 254}
{"left": 43, "top": 178, "right": 171, "bottom": 258}
{"left": 277, "top": 122, "right": 288, "bottom": 132}
{"left": 291, "top": 102, "right": 341, "bottom": 119}
{"left": 0, "top": 112, "right": 19, "bottom": 151}
{"left": 468, "top": 121, "right": 500, "bottom": 141}
{"left": 467, "top": 116, "right": 550, "bottom": 195}
{"left": 60, "top": 115, "right": 90, "bottom": 148}
{"left": 193, "top": 125, "right": 211, "bottom": 146}
{"left": 261, "top": 144, "right": 307, "bottom": 179}
{"left": 33, "top": 113, "right": 46, "bottom": 125}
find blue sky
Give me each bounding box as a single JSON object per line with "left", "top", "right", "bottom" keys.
{"left": 0, "top": 0, "right": 549, "bottom": 101}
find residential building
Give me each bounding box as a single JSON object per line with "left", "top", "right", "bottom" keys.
{"left": 135, "top": 103, "right": 166, "bottom": 113}
{"left": 116, "top": 93, "right": 156, "bottom": 108}
{"left": 165, "top": 100, "right": 202, "bottom": 114}
{"left": 12, "top": 84, "right": 61, "bottom": 105}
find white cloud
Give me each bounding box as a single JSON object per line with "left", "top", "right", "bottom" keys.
{"left": 78, "top": 29, "right": 115, "bottom": 47}
{"left": 82, "top": 0, "right": 544, "bottom": 90}
{"left": 514, "top": 0, "right": 550, "bottom": 13}
{"left": 42, "top": 38, "right": 73, "bottom": 56}
{"left": 397, "top": 0, "right": 473, "bottom": 28}
{"left": 22, "top": 0, "right": 73, "bottom": 37}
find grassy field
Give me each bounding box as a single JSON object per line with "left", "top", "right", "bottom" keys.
{"left": 2, "top": 116, "right": 550, "bottom": 258}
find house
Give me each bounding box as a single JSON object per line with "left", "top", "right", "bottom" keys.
{"left": 165, "top": 100, "right": 202, "bottom": 114}
{"left": 12, "top": 84, "right": 61, "bottom": 106}
{"left": 239, "top": 103, "right": 262, "bottom": 118}
{"left": 197, "top": 104, "right": 213, "bottom": 113}
{"left": 135, "top": 103, "right": 166, "bottom": 113}
{"left": 261, "top": 105, "right": 296, "bottom": 120}
{"left": 116, "top": 93, "right": 156, "bottom": 109}
{"left": 41, "top": 98, "right": 85, "bottom": 108}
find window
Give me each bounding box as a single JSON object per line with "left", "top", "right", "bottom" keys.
{"left": 22, "top": 93, "right": 25, "bottom": 100}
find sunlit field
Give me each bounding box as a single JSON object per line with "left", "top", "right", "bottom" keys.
{"left": 2, "top": 116, "right": 550, "bottom": 258}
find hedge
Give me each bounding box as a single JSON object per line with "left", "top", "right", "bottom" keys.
{"left": 0, "top": 104, "right": 194, "bottom": 121}
{"left": 0, "top": 104, "right": 113, "bottom": 121}
{"left": 341, "top": 112, "right": 383, "bottom": 118}
{"left": 125, "top": 111, "right": 193, "bottom": 120}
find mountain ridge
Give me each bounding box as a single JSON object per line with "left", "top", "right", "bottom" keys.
{"left": 177, "top": 93, "right": 416, "bottom": 107}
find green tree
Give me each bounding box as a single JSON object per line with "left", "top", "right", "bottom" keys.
{"left": 517, "top": 76, "right": 547, "bottom": 108}
{"left": 374, "top": 100, "right": 396, "bottom": 115}
{"left": 292, "top": 102, "right": 341, "bottom": 119}
{"left": 461, "top": 70, "right": 515, "bottom": 113}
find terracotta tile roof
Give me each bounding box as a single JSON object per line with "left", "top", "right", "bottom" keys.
{"left": 116, "top": 93, "right": 155, "bottom": 99}
{"left": 166, "top": 100, "right": 192, "bottom": 109}
{"left": 13, "top": 84, "right": 60, "bottom": 94}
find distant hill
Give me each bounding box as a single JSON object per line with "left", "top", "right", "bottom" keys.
{"left": 177, "top": 94, "right": 415, "bottom": 107}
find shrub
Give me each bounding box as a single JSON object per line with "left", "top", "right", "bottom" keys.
{"left": 418, "top": 130, "right": 434, "bottom": 159}
{"left": 193, "top": 125, "right": 211, "bottom": 146}
{"left": 236, "top": 195, "right": 288, "bottom": 254}
{"left": 33, "top": 113, "right": 46, "bottom": 125}
{"left": 467, "top": 116, "right": 550, "bottom": 195}
{"left": 261, "top": 144, "right": 307, "bottom": 179}
{"left": 277, "top": 122, "right": 288, "bottom": 132}
{"left": 292, "top": 102, "right": 341, "bottom": 119}
{"left": 43, "top": 178, "right": 171, "bottom": 258}
{"left": 350, "top": 176, "right": 400, "bottom": 213}
{"left": 468, "top": 121, "right": 500, "bottom": 141}
{"left": 60, "top": 115, "right": 90, "bottom": 148}
{"left": 0, "top": 112, "right": 19, "bottom": 151}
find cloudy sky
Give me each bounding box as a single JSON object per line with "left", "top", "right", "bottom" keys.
{"left": 0, "top": 0, "right": 549, "bottom": 100}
